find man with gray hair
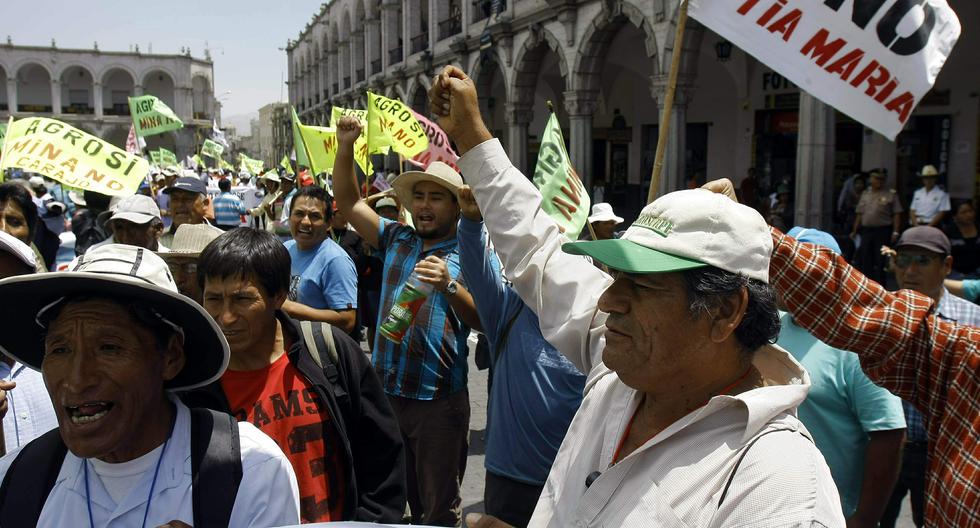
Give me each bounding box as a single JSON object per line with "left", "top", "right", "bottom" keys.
{"left": 429, "top": 66, "right": 843, "bottom": 527}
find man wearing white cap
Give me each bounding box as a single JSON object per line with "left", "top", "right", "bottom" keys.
{"left": 333, "top": 117, "right": 482, "bottom": 526}
{"left": 0, "top": 231, "right": 58, "bottom": 455}
{"left": 374, "top": 196, "right": 400, "bottom": 222}
{"left": 585, "top": 203, "right": 624, "bottom": 241}
{"left": 909, "top": 164, "right": 950, "bottom": 227}
{"left": 430, "top": 65, "right": 843, "bottom": 527}
{"left": 90, "top": 195, "right": 167, "bottom": 252}
{"left": 0, "top": 244, "right": 300, "bottom": 526}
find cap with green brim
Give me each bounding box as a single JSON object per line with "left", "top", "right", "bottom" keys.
{"left": 563, "top": 238, "right": 709, "bottom": 274}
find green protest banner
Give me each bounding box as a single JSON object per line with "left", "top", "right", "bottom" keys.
{"left": 201, "top": 138, "right": 224, "bottom": 159}
{"left": 150, "top": 149, "right": 163, "bottom": 165}
{"left": 280, "top": 154, "right": 294, "bottom": 175}
{"left": 159, "top": 148, "right": 178, "bottom": 166}
{"left": 0, "top": 116, "right": 149, "bottom": 196}
{"left": 239, "top": 153, "right": 264, "bottom": 174}
{"left": 290, "top": 107, "right": 312, "bottom": 170}
{"left": 329, "top": 106, "right": 379, "bottom": 175}
{"left": 220, "top": 158, "right": 234, "bottom": 171}
{"left": 128, "top": 95, "right": 183, "bottom": 137}
{"left": 532, "top": 112, "right": 590, "bottom": 240}
{"left": 192, "top": 154, "right": 205, "bottom": 169}
{"left": 367, "top": 92, "right": 428, "bottom": 158}
{"left": 295, "top": 122, "right": 338, "bottom": 176}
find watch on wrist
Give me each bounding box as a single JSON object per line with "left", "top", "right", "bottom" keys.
{"left": 444, "top": 280, "right": 458, "bottom": 296}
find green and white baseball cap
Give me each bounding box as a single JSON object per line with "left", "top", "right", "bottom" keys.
{"left": 563, "top": 189, "right": 772, "bottom": 283}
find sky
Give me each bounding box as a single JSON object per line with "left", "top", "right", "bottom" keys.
{"left": 5, "top": 0, "right": 323, "bottom": 123}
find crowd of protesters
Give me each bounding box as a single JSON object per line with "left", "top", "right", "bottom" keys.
{"left": 0, "top": 66, "right": 977, "bottom": 528}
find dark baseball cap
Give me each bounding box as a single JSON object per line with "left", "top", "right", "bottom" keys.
{"left": 896, "top": 226, "right": 951, "bottom": 255}
{"left": 163, "top": 176, "right": 208, "bottom": 196}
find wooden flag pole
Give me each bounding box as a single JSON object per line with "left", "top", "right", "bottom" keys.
{"left": 647, "top": 0, "right": 689, "bottom": 204}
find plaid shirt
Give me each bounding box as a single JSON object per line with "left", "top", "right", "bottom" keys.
{"left": 373, "top": 219, "right": 469, "bottom": 400}
{"left": 772, "top": 229, "right": 980, "bottom": 527}
{"left": 213, "top": 192, "right": 246, "bottom": 226}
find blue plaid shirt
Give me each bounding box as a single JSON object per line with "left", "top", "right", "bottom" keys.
{"left": 213, "top": 192, "right": 246, "bottom": 226}
{"left": 372, "top": 218, "right": 469, "bottom": 400}
{"left": 904, "top": 288, "right": 980, "bottom": 442}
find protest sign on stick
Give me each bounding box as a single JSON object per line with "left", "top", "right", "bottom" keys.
{"left": 406, "top": 110, "right": 459, "bottom": 172}
{"left": 533, "top": 103, "right": 591, "bottom": 240}
{"left": 201, "top": 138, "right": 225, "bottom": 159}
{"left": 128, "top": 95, "right": 183, "bottom": 137}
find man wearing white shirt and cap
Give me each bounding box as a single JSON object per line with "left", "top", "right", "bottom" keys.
{"left": 909, "top": 164, "right": 950, "bottom": 227}
{"left": 90, "top": 195, "right": 167, "bottom": 253}
{"left": 0, "top": 244, "right": 300, "bottom": 527}
{"left": 429, "top": 65, "right": 843, "bottom": 528}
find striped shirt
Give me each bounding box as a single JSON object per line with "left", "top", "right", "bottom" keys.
{"left": 771, "top": 230, "right": 980, "bottom": 527}
{"left": 213, "top": 192, "right": 246, "bottom": 226}
{"left": 372, "top": 218, "right": 469, "bottom": 400}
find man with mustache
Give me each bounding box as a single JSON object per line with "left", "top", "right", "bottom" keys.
{"left": 160, "top": 175, "right": 222, "bottom": 249}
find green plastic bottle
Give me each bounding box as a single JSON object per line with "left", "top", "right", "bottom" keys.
{"left": 379, "top": 272, "right": 434, "bottom": 344}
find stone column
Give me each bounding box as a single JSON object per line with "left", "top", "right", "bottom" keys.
{"left": 504, "top": 102, "right": 532, "bottom": 174}
{"left": 134, "top": 84, "right": 144, "bottom": 97}
{"left": 564, "top": 90, "right": 598, "bottom": 192}
{"left": 6, "top": 78, "right": 17, "bottom": 113}
{"left": 366, "top": 18, "right": 381, "bottom": 76}
{"left": 93, "top": 82, "right": 103, "bottom": 117}
{"left": 794, "top": 92, "right": 836, "bottom": 229}
{"left": 51, "top": 79, "right": 62, "bottom": 115}
{"left": 651, "top": 75, "right": 694, "bottom": 196}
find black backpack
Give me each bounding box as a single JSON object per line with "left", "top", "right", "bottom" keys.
{"left": 0, "top": 407, "right": 242, "bottom": 527}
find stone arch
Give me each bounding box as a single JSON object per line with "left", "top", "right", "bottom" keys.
{"left": 58, "top": 64, "right": 96, "bottom": 114}
{"left": 16, "top": 62, "right": 53, "bottom": 112}
{"left": 661, "top": 2, "right": 706, "bottom": 79}
{"left": 571, "top": 0, "right": 659, "bottom": 93}
{"left": 141, "top": 69, "right": 177, "bottom": 108}
{"left": 100, "top": 67, "right": 135, "bottom": 116}
{"left": 511, "top": 25, "right": 569, "bottom": 106}
{"left": 471, "top": 51, "right": 507, "bottom": 136}
{"left": 407, "top": 78, "right": 429, "bottom": 115}
{"left": 0, "top": 65, "right": 7, "bottom": 112}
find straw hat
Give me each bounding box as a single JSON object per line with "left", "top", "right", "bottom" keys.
{"left": 391, "top": 162, "right": 463, "bottom": 207}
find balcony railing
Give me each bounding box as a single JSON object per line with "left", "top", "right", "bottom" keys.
{"left": 104, "top": 104, "right": 128, "bottom": 116}
{"left": 18, "top": 104, "right": 53, "bottom": 113}
{"left": 388, "top": 46, "right": 403, "bottom": 64}
{"left": 411, "top": 33, "right": 428, "bottom": 54}
{"left": 471, "top": 0, "right": 489, "bottom": 22}
{"left": 438, "top": 17, "right": 462, "bottom": 40}
{"left": 193, "top": 111, "right": 209, "bottom": 120}
{"left": 371, "top": 59, "right": 382, "bottom": 74}
{"left": 356, "top": 68, "right": 365, "bottom": 82}
{"left": 62, "top": 104, "right": 95, "bottom": 115}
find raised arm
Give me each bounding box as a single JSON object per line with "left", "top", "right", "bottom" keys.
{"left": 430, "top": 65, "right": 610, "bottom": 376}
{"left": 333, "top": 117, "right": 382, "bottom": 248}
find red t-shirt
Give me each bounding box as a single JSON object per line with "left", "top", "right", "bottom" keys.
{"left": 222, "top": 352, "right": 347, "bottom": 522}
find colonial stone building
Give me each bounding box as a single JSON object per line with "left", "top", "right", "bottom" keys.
{"left": 286, "top": 0, "right": 979, "bottom": 227}
{"left": 0, "top": 40, "right": 218, "bottom": 158}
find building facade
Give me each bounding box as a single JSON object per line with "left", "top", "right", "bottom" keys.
{"left": 286, "top": 0, "right": 979, "bottom": 228}
{"left": 0, "top": 40, "right": 218, "bottom": 159}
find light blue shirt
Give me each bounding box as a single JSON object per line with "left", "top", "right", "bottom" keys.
{"left": 285, "top": 238, "right": 358, "bottom": 311}
{"left": 0, "top": 361, "right": 58, "bottom": 453}
{"left": 777, "top": 312, "right": 906, "bottom": 516}
{"left": 458, "top": 218, "right": 585, "bottom": 485}
{"left": 0, "top": 396, "right": 300, "bottom": 527}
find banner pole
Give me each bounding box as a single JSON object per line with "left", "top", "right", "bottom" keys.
{"left": 647, "top": 0, "right": 689, "bottom": 204}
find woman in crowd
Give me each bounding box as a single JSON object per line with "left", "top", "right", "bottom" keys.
{"left": 944, "top": 199, "right": 980, "bottom": 278}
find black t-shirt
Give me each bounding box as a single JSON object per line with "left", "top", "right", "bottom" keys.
{"left": 945, "top": 224, "right": 980, "bottom": 275}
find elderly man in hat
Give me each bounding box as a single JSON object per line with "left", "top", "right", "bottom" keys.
{"left": 0, "top": 244, "right": 300, "bottom": 527}
{"left": 333, "top": 117, "right": 482, "bottom": 526}
{"left": 90, "top": 195, "right": 167, "bottom": 252}
{"left": 909, "top": 164, "right": 950, "bottom": 228}
{"left": 429, "top": 65, "right": 843, "bottom": 527}
{"left": 584, "top": 203, "right": 623, "bottom": 241}
{"left": 160, "top": 175, "right": 222, "bottom": 248}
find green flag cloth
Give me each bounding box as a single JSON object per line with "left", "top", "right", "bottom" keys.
{"left": 239, "top": 153, "right": 264, "bottom": 174}
{"left": 532, "top": 112, "right": 590, "bottom": 240}
{"left": 0, "top": 122, "right": 6, "bottom": 146}
{"left": 150, "top": 149, "right": 163, "bottom": 165}
{"left": 201, "top": 139, "right": 225, "bottom": 159}
{"left": 220, "top": 158, "right": 233, "bottom": 171}
{"left": 280, "top": 154, "right": 294, "bottom": 175}
{"left": 192, "top": 154, "right": 205, "bottom": 169}
{"left": 367, "top": 92, "right": 428, "bottom": 158}
{"left": 159, "top": 148, "right": 178, "bottom": 167}
{"left": 128, "top": 95, "right": 183, "bottom": 137}
{"left": 290, "top": 107, "right": 312, "bottom": 170}
{"left": 295, "top": 123, "right": 338, "bottom": 176}
{"left": 329, "top": 106, "right": 378, "bottom": 175}
{"left": 1, "top": 116, "right": 149, "bottom": 196}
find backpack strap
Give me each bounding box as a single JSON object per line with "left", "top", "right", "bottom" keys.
{"left": 716, "top": 426, "right": 813, "bottom": 508}
{"left": 493, "top": 303, "right": 525, "bottom": 365}
{"left": 0, "top": 428, "right": 67, "bottom": 527}
{"left": 191, "top": 407, "right": 243, "bottom": 528}
{"left": 301, "top": 320, "right": 340, "bottom": 386}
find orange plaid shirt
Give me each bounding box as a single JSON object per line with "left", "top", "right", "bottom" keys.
{"left": 771, "top": 229, "right": 980, "bottom": 527}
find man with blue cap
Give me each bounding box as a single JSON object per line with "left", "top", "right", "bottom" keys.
{"left": 778, "top": 227, "right": 906, "bottom": 528}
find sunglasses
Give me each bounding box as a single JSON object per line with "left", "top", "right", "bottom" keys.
{"left": 894, "top": 254, "right": 940, "bottom": 268}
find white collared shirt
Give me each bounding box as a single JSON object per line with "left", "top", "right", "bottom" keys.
{"left": 0, "top": 361, "right": 58, "bottom": 452}
{"left": 910, "top": 186, "right": 950, "bottom": 224}
{"left": 460, "top": 139, "right": 845, "bottom": 527}
{"left": 0, "top": 396, "right": 300, "bottom": 527}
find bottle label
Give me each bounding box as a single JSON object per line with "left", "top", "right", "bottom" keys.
{"left": 379, "top": 283, "right": 429, "bottom": 344}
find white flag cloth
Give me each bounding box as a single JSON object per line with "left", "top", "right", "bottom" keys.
{"left": 212, "top": 119, "right": 229, "bottom": 149}
{"left": 688, "top": 0, "right": 960, "bottom": 139}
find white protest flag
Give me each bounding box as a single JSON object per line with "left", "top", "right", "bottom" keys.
{"left": 688, "top": 0, "right": 960, "bottom": 140}
{"left": 212, "top": 119, "right": 229, "bottom": 149}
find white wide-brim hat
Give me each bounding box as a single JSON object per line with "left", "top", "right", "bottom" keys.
{"left": 0, "top": 244, "right": 229, "bottom": 391}
{"left": 391, "top": 161, "right": 463, "bottom": 207}
{"left": 588, "top": 203, "right": 625, "bottom": 224}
